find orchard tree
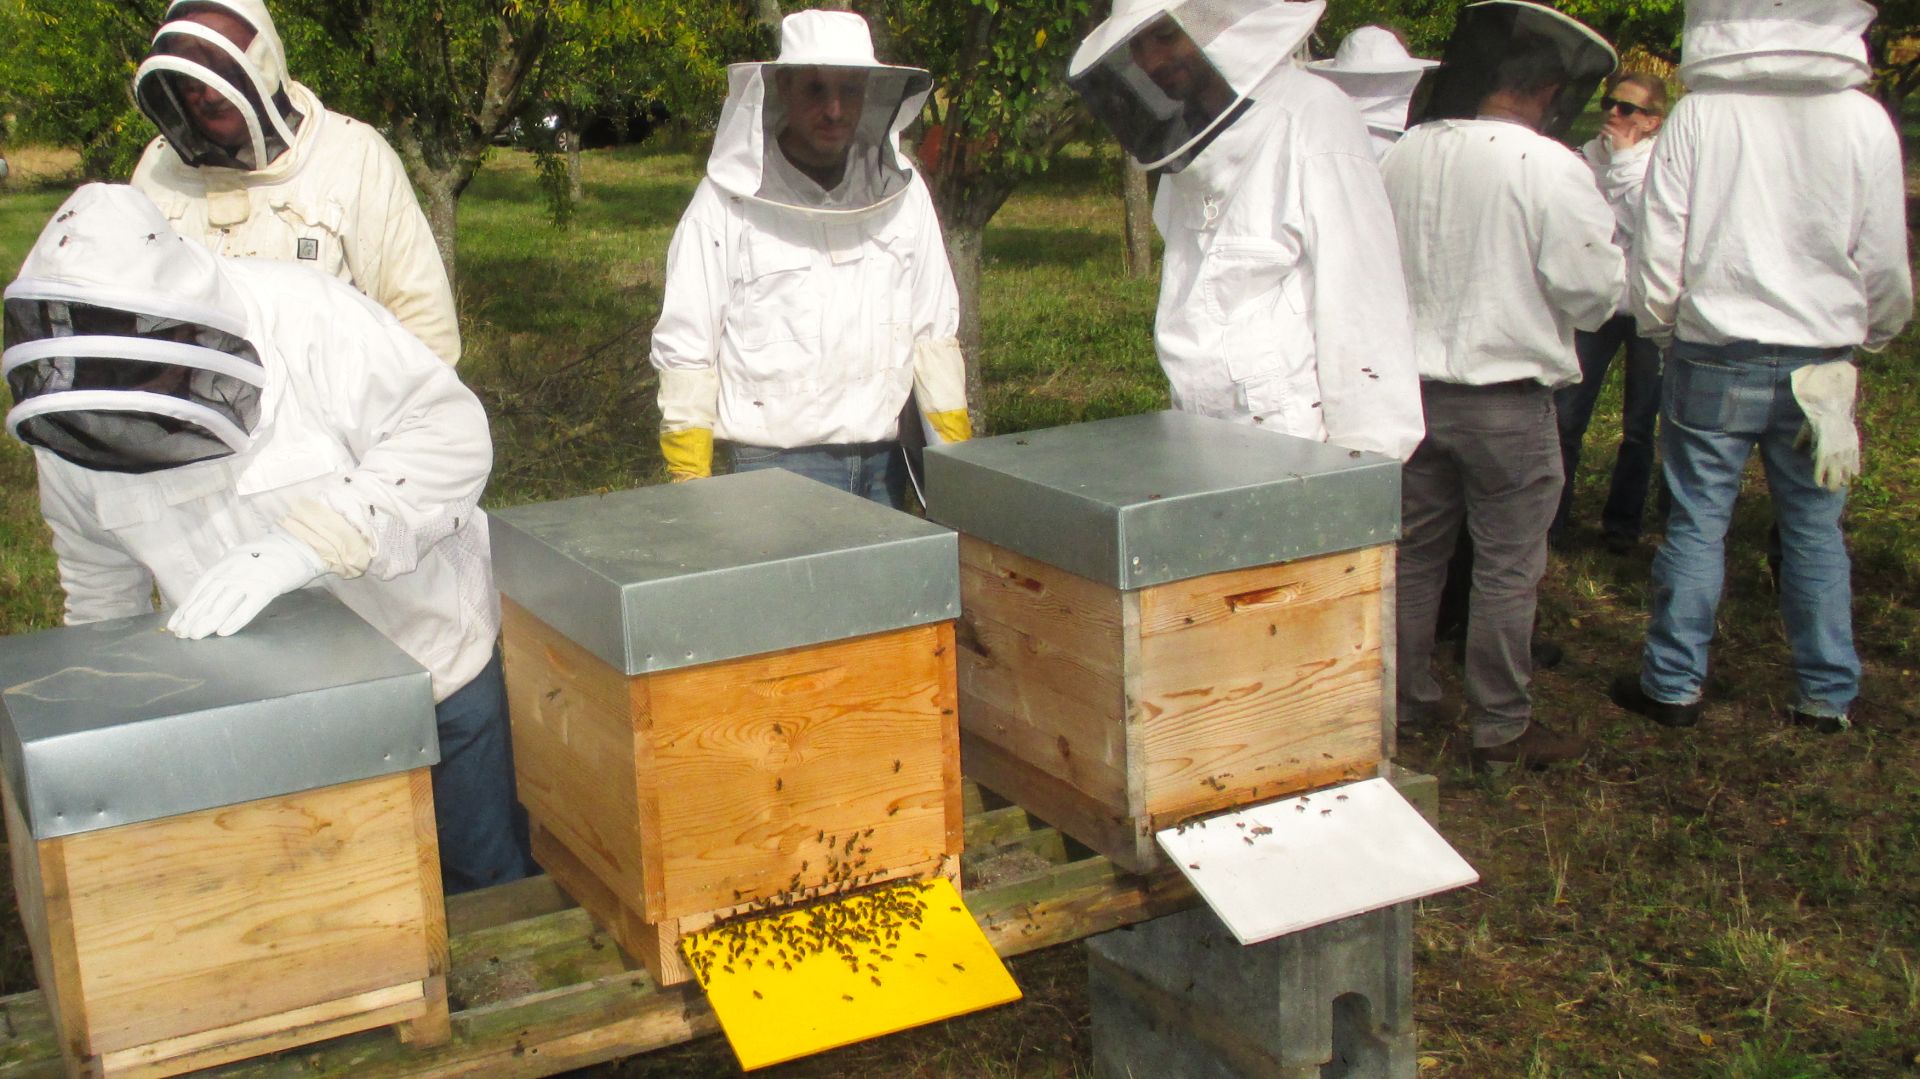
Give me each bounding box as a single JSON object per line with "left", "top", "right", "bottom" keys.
{"left": 278, "top": 0, "right": 746, "bottom": 279}
{"left": 0, "top": 0, "right": 163, "bottom": 179}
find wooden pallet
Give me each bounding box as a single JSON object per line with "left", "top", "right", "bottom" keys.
{"left": 0, "top": 783, "right": 1189, "bottom": 1078}
{"left": 0, "top": 772, "right": 1437, "bottom": 1078}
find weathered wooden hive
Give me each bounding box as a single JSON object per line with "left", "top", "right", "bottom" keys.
{"left": 0, "top": 591, "right": 450, "bottom": 1078}
{"left": 490, "top": 469, "right": 963, "bottom": 985}
{"left": 925, "top": 411, "right": 1401, "bottom": 872}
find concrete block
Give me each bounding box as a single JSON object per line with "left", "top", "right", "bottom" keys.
{"left": 1088, "top": 904, "right": 1416, "bottom": 1079}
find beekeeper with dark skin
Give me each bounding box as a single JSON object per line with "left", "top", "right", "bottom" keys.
{"left": 1067, "top": 0, "right": 1424, "bottom": 462}
{"left": 4, "top": 184, "right": 527, "bottom": 895}
{"left": 649, "top": 10, "right": 968, "bottom": 505}
{"left": 1381, "top": 2, "right": 1623, "bottom": 770}
{"left": 1611, "top": 0, "right": 1912, "bottom": 734}
{"left": 130, "top": 0, "right": 460, "bottom": 365}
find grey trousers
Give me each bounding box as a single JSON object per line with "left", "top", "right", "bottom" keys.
{"left": 1396, "top": 380, "right": 1562, "bottom": 747}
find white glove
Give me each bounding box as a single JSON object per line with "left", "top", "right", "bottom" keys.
{"left": 167, "top": 530, "right": 328, "bottom": 640}
{"left": 1789, "top": 361, "right": 1860, "bottom": 492}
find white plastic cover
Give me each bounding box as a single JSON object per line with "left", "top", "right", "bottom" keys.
{"left": 1069, "top": 0, "right": 1325, "bottom": 171}
{"left": 135, "top": 0, "right": 303, "bottom": 170}
{"left": 705, "top": 11, "right": 932, "bottom": 215}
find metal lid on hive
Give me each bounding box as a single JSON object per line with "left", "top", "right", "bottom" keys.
{"left": 924, "top": 411, "right": 1400, "bottom": 590}
{"left": 489, "top": 469, "right": 961, "bottom": 676}
{"left": 0, "top": 590, "right": 437, "bottom": 840}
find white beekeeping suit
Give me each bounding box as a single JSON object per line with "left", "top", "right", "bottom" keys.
{"left": 130, "top": 0, "right": 462, "bottom": 366}
{"left": 649, "top": 10, "right": 966, "bottom": 484}
{"left": 1068, "top": 0, "right": 1425, "bottom": 462}
{"left": 4, "top": 184, "right": 496, "bottom": 702}
{"left": 1631, "top": 0, "right": 1912, "bottom": 353}
{"left": 1383, "top": 1, "right": 1624, "bottom": 388}
{"left": 1307, "top": 26, "right": 1439, "bottom": 161}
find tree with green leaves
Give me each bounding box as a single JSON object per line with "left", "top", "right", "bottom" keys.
{"left": 278, "top": 1, "right": 748, "bottom": 279}
{"left": 0, "top": 0, "right": 164, "bottom": 179}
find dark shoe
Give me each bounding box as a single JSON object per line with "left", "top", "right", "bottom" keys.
{"left": 1601, "top": 531, "right": 1637, "bottom": 556}
{"left": 1471, "top": 722, "right": 1588, "bottom": 771}
{"left": 1531, "top": 637, "right": 1565, "bottom": 671}
{"left": 1609, "top": 673, "right": 1702, "bottom": 728}
{"left": 1789, "top": 708, "right": 1853, "bottom": 734}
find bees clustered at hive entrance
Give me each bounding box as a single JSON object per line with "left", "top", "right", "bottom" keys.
{"left": 685, "top": 876, "right": 937, "bottom": 993}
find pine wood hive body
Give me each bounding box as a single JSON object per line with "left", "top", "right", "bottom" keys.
{"left": 924, "top": 413, "right": 1403, "bottom": 874}
{"left": 502, "top": 599, "right": 963, "bottom": 986}
{"left": 956, "top": 537, "right": 1392, "bottom": 872}
{"left": 3, "top": 770, "right": 450, "bottom": 1078}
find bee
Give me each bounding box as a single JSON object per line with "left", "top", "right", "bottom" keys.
{"left": 1321, "top": 809, "right": 1333, "bottom": 817}
{"left": 893, "top": 759, "right": 902, "bottom": 773}
{"left": 842, "top": 994, "right": 855, "bottom": 1002}
{"left": 752, "top": 989, "right": 763, "bottom": 1000}
{"left": 1337, "top": 794, "right": 1350, "bottom": 802}
{"left": 952, "top": 962, "right": 966, "bottom": 972}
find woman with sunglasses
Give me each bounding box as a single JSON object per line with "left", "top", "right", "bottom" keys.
{"left": 1550, "top": 72, "right": 1670, "bottom": 556}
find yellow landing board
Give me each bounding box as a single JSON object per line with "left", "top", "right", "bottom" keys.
{"left": 683, "top": 877, "right": 1022, "bottom": 1070}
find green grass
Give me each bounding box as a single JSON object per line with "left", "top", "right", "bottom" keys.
{"left": 2, "top": 142, "right": 1919, "bottom": 1077}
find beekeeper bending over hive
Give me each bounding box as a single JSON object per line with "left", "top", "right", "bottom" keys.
{"left": 3, "top": 184, "right": 527, "bottom": 894}
{"left": 648, "top": 9, "right": 969, "bottom": 505}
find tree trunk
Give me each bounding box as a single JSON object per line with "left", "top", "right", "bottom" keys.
{"left": 565, "top": 131, "right": 584, "bottom": 203}
{"left": 1122, "top": 157, "right": 1153, "bottom": 279}
{"left": 753, "top": 0, "right": 783, "bottom": 33}
{"left": 944, "top": 222, "right": 986, "bottom": 435}
{"left": 418, "top": 172, "right": 461, "bottom": 286}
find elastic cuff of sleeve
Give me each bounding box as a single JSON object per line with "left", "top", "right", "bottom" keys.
{"left": 279, "top": 499, "right": 371, "bottom": 579}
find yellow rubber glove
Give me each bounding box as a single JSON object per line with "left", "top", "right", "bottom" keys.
{"left": 661, "top": 427, "right": 714, "bottom": 482}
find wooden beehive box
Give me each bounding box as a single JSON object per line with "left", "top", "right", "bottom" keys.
{"left": 490, "top": 470, "right": 963, "bottom": 985}
{"left": 0, "top": 592, "right": 450, "bottom": 1078}
{"left": 925, "top": 411, "right": 1402, "bottom": 872}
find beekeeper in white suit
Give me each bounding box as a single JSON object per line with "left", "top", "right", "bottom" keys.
{"left": 1611, "top": 0, "right": 1912, "bottom": 735}
{"left": 1381, "top": 1, "right": 1623, "bottom": 770}
{"left": 648, "top": 9, "right": 968, "bottom": 506}
{"left": 130, "top": 0, "right": 461, "bottom": 365}
{"left": 4, "top": 184, "right": 528, "bottom": 894}
{"left": 1067, "top": 0, "right": 1423, "bottom": 462}
{"left": 1307, "top": 26, "right": 1438, "bottom": 161}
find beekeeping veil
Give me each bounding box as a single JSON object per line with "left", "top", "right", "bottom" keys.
{"left": 705, "top": 10, "right": 933, "bottom": 215}
{"left": 1068, "top": 0, "right": 1325, "bottom": 173}
{"left": 1678, "top": 0, "right": 1874, "bottom": 92}
{"left": 1408, "top": 1, "right": 1616, "bottom": 143}
{"left": 134, "top": 0, "right": 304, "bottom": 171}
{"left": 1307, "top": 26, "right": 1439, "bottom": 145}
{"left": 4, "top": 185, "right": 265, "bottom": 474}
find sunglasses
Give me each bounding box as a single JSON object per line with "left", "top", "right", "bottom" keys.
{"left": 1600, "top": 96, "right": 1657, "bottom": 118}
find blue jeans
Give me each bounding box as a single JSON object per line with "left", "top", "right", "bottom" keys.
{"left": 434, "top": 649, "right": 536, "bottom": 895}
{"left": 1553, "top": 314, "right": 1664, "bottom": 541}
{"left": 728, "top": 441, "right": 901, "bottom": 508}
{"left": 1638, "top": 341, "right": 1858, "bottom": 718}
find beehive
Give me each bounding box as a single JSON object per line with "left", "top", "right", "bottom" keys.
{"left": 0, "top": 591, "right": 449, "bottom": 1078}
{"left": 925, "top": 411, "right": 1401, "bottom": 872}
{"left": 490, "top": 469, "right": 963, "bottom": 985}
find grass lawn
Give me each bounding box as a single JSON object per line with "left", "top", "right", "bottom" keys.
{"left": 1, "top": 141, "right": 1917, "bottom": 1078}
